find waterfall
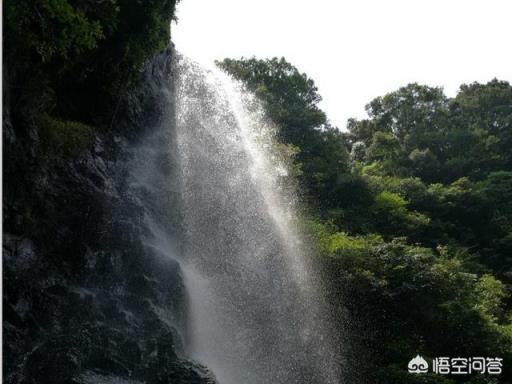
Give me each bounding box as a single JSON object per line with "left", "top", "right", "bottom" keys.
{"left": 173, "top": 56, "right": 342, "bottom": 384}
{"left": 126, "top": 51, "right": 341, "bottom": 383}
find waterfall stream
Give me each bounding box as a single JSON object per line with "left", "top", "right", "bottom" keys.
{"left": 131, "top": 53, "right": 341, "bottom": 384}
{"left": 175, "top": 57, "right": 340, "bottom": 384}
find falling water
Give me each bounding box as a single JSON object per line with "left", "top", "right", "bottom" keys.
{"left": 174, "top": 56, "right": 341, "bottom": 384}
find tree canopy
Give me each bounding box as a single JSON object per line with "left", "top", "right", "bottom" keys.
{"left": 5, "top": 0, "right": 178, "bottom": 124}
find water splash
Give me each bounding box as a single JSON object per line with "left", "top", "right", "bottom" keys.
{"left": 175, "top": 56, "right": 341, "bottom": 384}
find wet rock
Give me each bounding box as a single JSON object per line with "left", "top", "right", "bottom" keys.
{"left": 3, "top": 45, "right": 216, "bottom": 384}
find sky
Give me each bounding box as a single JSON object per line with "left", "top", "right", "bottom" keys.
{"left": 173, "top": 0, "right": 512, "bottom": 130}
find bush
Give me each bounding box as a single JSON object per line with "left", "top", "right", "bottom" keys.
{"left": 39, "top": 114, "right": 95, "bottom": 158}
{"left": 312, "top": 229, "right": 512, "bottom": 381}
{"left": 5, "top": 0, "right": 105, "bottom": 62}
{"left": 5, "top": 0, "right": 178, "bottom": 125}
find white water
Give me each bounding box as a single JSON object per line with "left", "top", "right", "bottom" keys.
{"left": 126, "top": 53, "right": 342, "bottom": 383}
{"left": 174, "top": 57, "right": 342, "bottom": 384}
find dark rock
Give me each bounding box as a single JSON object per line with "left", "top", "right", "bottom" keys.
{"left": 3, "top": 45, "right": 216, "bottom": 384}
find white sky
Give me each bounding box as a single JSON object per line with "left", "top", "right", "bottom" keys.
{"left": 173, "top": 0, "right": 512, "bottom": 130}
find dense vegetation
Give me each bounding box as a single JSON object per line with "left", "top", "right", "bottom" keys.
{"left": 219, "top": 58, "right": 512, "bottom": 383}
{"left": 4, "top": 0, "right": 177, "bottom": 128}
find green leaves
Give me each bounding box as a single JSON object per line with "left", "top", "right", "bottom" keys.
{"left": 218, "top": 57, "right": 350, "bottom": 211}
{"left": 350, "top": 80, "right": 512, "bottom": 184}
{"left": 5, "top": 0, "right": 105, "bottom": 63}
{"left": 39, "top": 114, "right": 95, "bottom": 158}
{"left": 5, "top": 0, "right": 177, "bottom": 125}
{"left": 221, "top": 56, "right": 512, "bottom": 382}
{"left": 39, "top": 0, "right": 104, "bottom": 61}
{"left": 474, "top": 274, "right": 508, "bottom": 322}
{"left": 217, "top": 57, "right": 326, "bottom": 143}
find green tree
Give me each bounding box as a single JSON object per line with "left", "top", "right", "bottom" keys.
{"left": 453, "top": 79, "right": 512, "bottom": 169}
{"left": 4, "top": 0, "right": 178, "bottom": 124}
{"left": 218, "top": 57, "right": 351, "bottom": 211}
{"left": 222, "top": 57, "right": 512, "bottom": 383}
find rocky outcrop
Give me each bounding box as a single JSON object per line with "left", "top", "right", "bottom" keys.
{"left": 3, "top": 46, "right": 216, "bottom": 384}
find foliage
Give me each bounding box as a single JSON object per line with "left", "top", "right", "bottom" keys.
{"left": 7, "top": 0, "right": 105, "bottom": 63}
{"left": 217, "top": 57, "right": 350, "bottom": 210}
{"left": 349, "top": 81, "right": 512, "bottom": 184}
{"left": 217, "top": 57, "right": 326, "bottom": 143}
{"left": 5, "top": 0, "right": 178, "bottom": 124}
{"left": 39, "top": 114, "right": 95, "bottom": 158}
{"left": 309, "top": 220, "right": 512, "bottom": 382}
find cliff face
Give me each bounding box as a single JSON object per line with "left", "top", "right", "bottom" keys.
{"left": 3, "top": 47, "right": 215, "bottom": 384}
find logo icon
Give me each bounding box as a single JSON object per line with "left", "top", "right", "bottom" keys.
{"left": 408, "top": 355, "right": 429, "bottom": 374}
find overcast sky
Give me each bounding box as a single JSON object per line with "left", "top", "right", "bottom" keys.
{"left": 173, "top": 0, "right": 512, "bottom": 129}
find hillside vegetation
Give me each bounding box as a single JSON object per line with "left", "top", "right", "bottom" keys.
{"left": 219, "top": 58, "right": 512, "bottom": 383}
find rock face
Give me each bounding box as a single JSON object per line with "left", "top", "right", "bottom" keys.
{"left": 3, "top": 46, "right": 216, "bottom": 384}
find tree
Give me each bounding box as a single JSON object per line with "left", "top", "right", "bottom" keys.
{"left": 4, "top": 0, "right": 178, "bottom": 124}
{"left": 222, "top": 57, "right": 512, "bottom": 383}
{"left": 364, "top": 84, "right": 449, "bottom": 147}
{"left": 452, "top": 79, "right": 512, "bottom": 169}
{"left": 218, "top": 57, "right": 351, "bottom": 210}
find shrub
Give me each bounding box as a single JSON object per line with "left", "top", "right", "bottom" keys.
{"left": 5, "top": 0, "right": 178, "bottom": 125}
{"left": 39, "top": 114, "right": 95, "bottom": 158}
